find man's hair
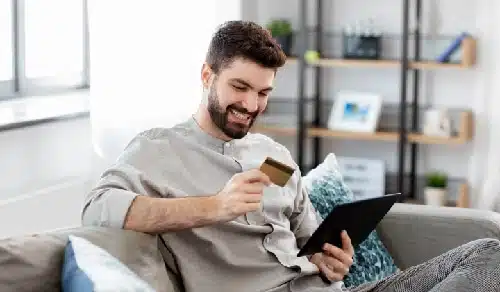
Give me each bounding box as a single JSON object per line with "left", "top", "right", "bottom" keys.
{"left": 205, "top": 20, "right": 287, "bottom": 74}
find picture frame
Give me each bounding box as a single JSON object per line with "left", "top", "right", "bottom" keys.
{"left": 327, "top": 91, "right": 382, "bottom": 132}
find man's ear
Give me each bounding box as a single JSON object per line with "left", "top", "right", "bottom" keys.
{"left": 201, "top": 63, "right": 212, "bottom": 90}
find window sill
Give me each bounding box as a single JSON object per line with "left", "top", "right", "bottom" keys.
{"left": 0, "top": 89, "right": 90, "bottom": 132}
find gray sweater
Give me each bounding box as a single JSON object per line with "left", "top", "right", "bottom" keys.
{"left": 82, "top": 117, "right": 342, "bottom": 292}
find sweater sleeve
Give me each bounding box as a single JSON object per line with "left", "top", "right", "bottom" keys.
{"left": 81, "top": 129, "right": 164, "bottom": 228}
{"left": 289, "top": 171, "right": 321, "bottom": 249}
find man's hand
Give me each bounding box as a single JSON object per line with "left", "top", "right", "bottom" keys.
{"left": 213, "top": 169, "right": 272, "bottom": 222}
{"left": 309, "top": 230, "right": 355, "bottom": 282}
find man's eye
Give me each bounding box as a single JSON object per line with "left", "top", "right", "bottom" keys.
{"left": 233, "top": 85, "right": 246, "bottom": 91}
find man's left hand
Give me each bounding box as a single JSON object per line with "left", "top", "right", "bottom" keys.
{"left": 309, "top": 230, "right": 354, "bottom": 282}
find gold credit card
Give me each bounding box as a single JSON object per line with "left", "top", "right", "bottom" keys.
{"left": 259, "top": 157, "right": 295, "bottom": 187}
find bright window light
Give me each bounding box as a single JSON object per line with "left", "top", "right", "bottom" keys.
{"left": 24, "top": 0, "right": 84, "bottom": 79}
{"left": 0, "top": 1, "right": 13, "bottom": 81}
{"left": 88, "top": 1, "right": 241, "bottom": 160}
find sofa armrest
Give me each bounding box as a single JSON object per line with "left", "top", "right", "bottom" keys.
{"left": 376, "top": 203, "right": 500, "bottom": 270}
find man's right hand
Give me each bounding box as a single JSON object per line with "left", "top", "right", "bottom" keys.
{"left": 213, "top": 169, "right": 272, "bottom": 222}
{"left": 122, "top": 169, "right": 272, "bottom": 233}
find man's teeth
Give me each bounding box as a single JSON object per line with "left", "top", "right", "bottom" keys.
{"left": 231, "top": 109, "right": 249, "bottom": 120}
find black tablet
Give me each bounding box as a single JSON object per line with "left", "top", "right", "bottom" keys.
{"left": 297, "top": 193, "right": 403, "bottom": 257}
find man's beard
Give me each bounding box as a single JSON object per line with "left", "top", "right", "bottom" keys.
{"left": 207, "top": 83, "right": 258, "bottom": 139}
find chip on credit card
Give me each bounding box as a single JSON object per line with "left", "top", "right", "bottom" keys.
{"left": 259, "top": 157, "right": 295, "bottom": 187}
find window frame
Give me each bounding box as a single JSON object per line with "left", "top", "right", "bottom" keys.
{"left": 0, "top": 0, "right": 15, "bottom": 99}
{"left": 0, "top": 0, "right": 90, "bottom": 102}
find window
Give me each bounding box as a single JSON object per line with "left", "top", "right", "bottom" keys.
{"left": 88, "top": 0, "right": 241, "bottom": 159}
{"left": 0, "top": 1, "right": 14, "bottom": 97}
{"left": 0, "top": 0, "right": 89, "bottom": 101}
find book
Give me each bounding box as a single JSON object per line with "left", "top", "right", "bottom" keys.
{"left": 436, "top": 32, "right": 469, "bottom": 63}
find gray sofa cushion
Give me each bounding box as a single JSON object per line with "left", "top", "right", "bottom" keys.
{"left": 0, "top": 226, "right": 178, "bottom": 292}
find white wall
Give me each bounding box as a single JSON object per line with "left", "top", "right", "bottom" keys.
{"left": 0, "top": 1, "right": 246, "bottom": 239}
{"left": 2, "top": 1, "right": 499, "bottom": 239}
{"left": 248, "top": 0, "right": 495, "bottom": 206}
{"left": 0, "top": 116, "right": 109, "bottom": 239}
{"left": 88, "top": 0, "right": 242, "bottom": 161}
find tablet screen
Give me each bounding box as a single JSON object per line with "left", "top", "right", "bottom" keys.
{"left": 297, "top": 193, "right": 402, "bottom": 257}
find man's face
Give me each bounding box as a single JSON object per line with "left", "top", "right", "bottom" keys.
{"left": 202, "top": 58, "right": 275, "bottom": 139}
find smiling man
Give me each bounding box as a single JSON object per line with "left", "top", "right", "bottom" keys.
{"left": 201, "top": 51, "right": 273, "bottom": 140}
{"left": 82, "top": 21, "right": 500, "bottom": 292}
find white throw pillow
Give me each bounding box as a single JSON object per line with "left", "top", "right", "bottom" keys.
{"left": 61, "top": 235, "right": 156, "bottom": 292}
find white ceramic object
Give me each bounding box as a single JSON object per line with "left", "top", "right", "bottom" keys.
{"left": 422, "top": 109, "right": 452, "bottom": 137}
{"left": 424, "top": 187, "right": 447, "bottom": 206}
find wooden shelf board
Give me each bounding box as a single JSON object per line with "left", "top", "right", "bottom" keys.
{"left": 407, "top": 134, "right": 468, "bottom": 145}
{"left": 252, "top": 125, "right": 471, "bottom": 145}
{"left": 251, "top": 125, "right": 297, "bottom": 136}
{"left": 287, "top": 57, "right": 472, "bottom": 69}
{"left": 287, "top": 36, "right": 476, "bottom": 69}
{"left": 312, "top": 58, "right": 400, "bottom": 68}
{"left": 308, "top": 128, "right": 398, "bottom": 141}
{"left": 411, "top": 61, "right": 467, "bottom": 70}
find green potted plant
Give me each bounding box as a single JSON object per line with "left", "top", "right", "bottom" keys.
{"left": 266, "top": 19, "right": 293, "bottom": 56}
{"left": 424, "top": 171, "right": 448, "bottom": 206}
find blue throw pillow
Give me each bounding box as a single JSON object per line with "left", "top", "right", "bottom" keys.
{"left": 61, "top": 235, "right": 155, "bottom": 292}
{"left": 303, "top": 153, "right": 399, "bottom": 288}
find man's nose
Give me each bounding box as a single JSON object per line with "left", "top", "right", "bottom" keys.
{"left": 241, "top": 94, "right": 259, "bottom": 113}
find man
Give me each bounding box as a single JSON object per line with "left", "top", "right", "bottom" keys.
{"left": 82, "top": 20, "right": 500, "bottom": 292}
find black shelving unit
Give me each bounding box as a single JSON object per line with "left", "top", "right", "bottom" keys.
{"left": 295, "top": 0, "right": 422, "bottom": 199}
{"left": 409, "top": 0, "right": 422, "bottom": 199}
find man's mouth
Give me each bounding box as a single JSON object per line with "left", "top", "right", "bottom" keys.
{"left": 229, "top": 108, "right": 252, "bottom": 123}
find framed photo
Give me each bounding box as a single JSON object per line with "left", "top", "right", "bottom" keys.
{"left": 327, "top": 91, "right": 382, "bottom": 132}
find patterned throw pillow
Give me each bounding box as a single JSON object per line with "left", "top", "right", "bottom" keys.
{"left": 302, "top": 153, "right": 399, "bottom": 288}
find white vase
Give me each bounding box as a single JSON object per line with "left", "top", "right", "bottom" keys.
{"left": 424, "top": 187, "right": 447, "bottom": 206}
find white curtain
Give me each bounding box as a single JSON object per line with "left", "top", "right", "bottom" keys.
{"left": 475, "top": 1, "right": 500, "bottom": 211}
{"left": 87, "top": 1, "right": 241, "bottom": 161}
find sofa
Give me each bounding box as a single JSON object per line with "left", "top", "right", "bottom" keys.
{"left": 2, "top": 203, "right": 500, "bottom": 292}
